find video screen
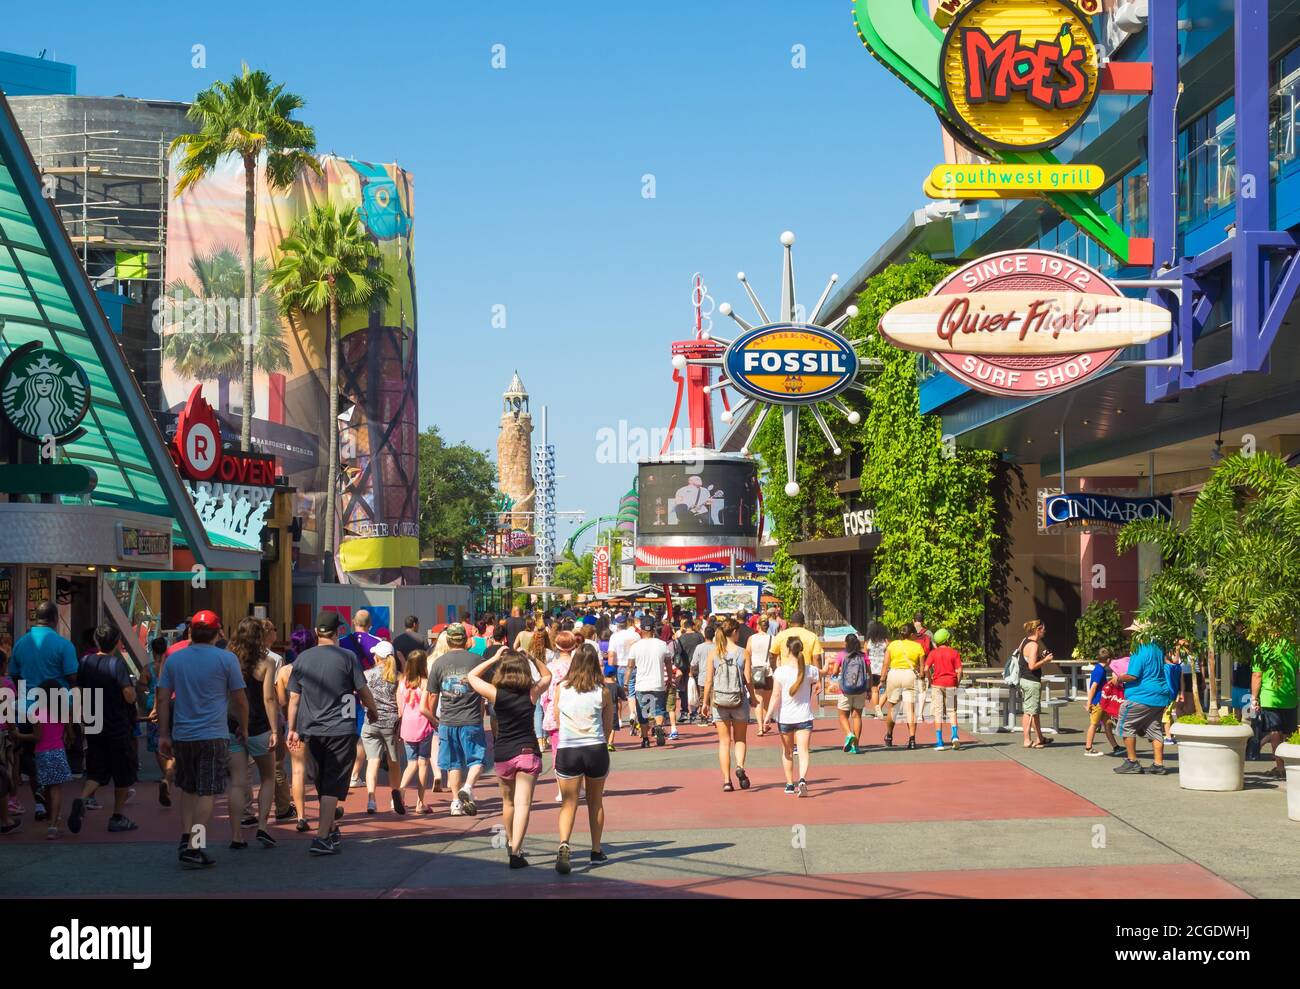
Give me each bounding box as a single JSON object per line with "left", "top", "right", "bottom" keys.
{"left": 637, "top": 461, "right": 760, "bottom": 537}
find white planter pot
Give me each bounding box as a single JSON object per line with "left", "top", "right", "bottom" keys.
{"left": 1276, "top": 742, "right": 1300, "bottom": 821}
{"left": 1170, "top": 722, "right": 1253, "bottom": 792}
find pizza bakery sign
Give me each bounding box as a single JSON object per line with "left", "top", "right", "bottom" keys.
{"left": 878, "top": 250, "right": 1172, "bottom": 398}
{"left": 169, "top": 385, "right": 280, "bottom": 551}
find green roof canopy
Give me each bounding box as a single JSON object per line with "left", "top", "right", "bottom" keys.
{"left": 0, "top": 91, "right": 258, "bottom": 571}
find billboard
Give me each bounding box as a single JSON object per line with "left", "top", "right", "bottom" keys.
{"left": 636, "top": 461, "right": 760, "bottom": 537}
{"left": 162, "top": 154, "right": 418, "bottom": 583}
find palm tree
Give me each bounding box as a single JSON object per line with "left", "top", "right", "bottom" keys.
{"left": 269, "top": 204, "right": 393, "bottom": 580}
{"left": 161, "top": 247, "right": 291, "bottom": 412}
{"left": 1118, "top": 452, "right": 1300, "bottom": 723}
{"left": 170, "top": 64, "right": 321, "bottom": 451}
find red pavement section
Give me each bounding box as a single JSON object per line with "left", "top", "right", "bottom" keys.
{"left": 9, "top": 723, "right": 1091, "bottom": 844}
{"left": 381, "top": 863, "right": 1248, "bottom": 900}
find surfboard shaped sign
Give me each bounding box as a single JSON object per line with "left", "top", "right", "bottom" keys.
{"left": 723, "top": 323, "right": 860, "bottom": 405}
{"left": 878, "top": 250, "right": 1173, "bottom": 398}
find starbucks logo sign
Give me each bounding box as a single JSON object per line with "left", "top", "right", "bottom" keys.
{"left": 0, "top": 345, "right": 90, "bottom": 441}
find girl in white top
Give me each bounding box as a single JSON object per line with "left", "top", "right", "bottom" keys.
{"left": 551, "top": 644, "right": 615, "bottom": 875}
{"left": 744, "top": 627, "right": 774, "bottom": 735}
{"left": 764, "top": 637, "right": 820, "bottom": 797}
{"left": 865, "top": 620, "right": 889, "bottom": 718}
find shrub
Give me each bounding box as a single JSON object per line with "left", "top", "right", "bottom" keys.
{"left": 1176, "top": 712, "right": 1242, "bottom": 727}
{"left": 1074, "top": 600, "right": 1127, "bottom": 663}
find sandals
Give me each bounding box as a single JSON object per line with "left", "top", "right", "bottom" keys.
{"left": 736, "top": 767, "right": 751, "bottom": 790}
{"left": 723, "top": 781, "right": 735, "bottom": 792}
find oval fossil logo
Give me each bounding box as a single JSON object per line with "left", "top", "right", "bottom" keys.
{"left": 723, "top": 324, "right": 859, "bottom": 406}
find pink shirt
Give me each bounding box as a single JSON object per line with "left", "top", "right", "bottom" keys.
{"left": 397, "top": 680, "right": 433, "bottom": 744}
{"left": 36, "top": 716, "right": 65, "bottom": 753}
{"left": 541, "top": 654, "right": 573, "bottom": 733}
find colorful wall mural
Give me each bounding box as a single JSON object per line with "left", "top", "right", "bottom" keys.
{"left": 161, "top": 154, "right": 418, "bottom": 584}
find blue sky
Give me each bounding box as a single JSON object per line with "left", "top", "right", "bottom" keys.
{"left": 9, "top": 1, "right": 940, "bottom": 553}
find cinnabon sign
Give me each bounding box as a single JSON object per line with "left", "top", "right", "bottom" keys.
{"left": 878, "top": 250, "right": 1172, "bottom": 398}
{"left": 170, "top": 385, "right": 278, "bottom": 486}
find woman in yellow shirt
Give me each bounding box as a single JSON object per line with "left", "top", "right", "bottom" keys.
{"left": 879, "top": 626, "right": 926, "bottom": 749}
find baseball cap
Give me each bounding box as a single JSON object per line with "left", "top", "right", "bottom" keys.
{"left": 315, "top": 610, "right": 344, "bottom": 635}
{"left": 190, "top": 610, "right": 220, "bottom": 630}
{"left": 613, "top": 613, "right": 627, "bottom": 625}
{"left": 372, "top": 640, "right": 395, "bottom": 659}
{"left": 933, "top": 628, "right": 950, "bottom": 645}
{"left": 446, "top": 622, "right": 468, "bottom": 644}
{"left": 639, "top": 615, "right": 657, "bottom": 632}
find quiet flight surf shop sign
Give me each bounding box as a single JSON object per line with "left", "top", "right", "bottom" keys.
{"left": 878, "top": 249, "right": 1172, "bottom": 398}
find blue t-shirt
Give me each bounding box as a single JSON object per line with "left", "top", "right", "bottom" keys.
{"left": 1087, "top": 662, "right": 1109, "bottom": 705}
{"left": 1124, "top": 642, "right": 1174, "bottom": 707}
{"left": 1165, "top": 663, "right": 1182, "bottom": 698}
{"left": 10, "top": 626, "right": 78, "bottom": 710}
{"left": 158, "top": 643, "right": 245, "bottom": 741}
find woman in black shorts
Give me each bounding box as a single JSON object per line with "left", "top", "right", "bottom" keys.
{"left": 551, "top": 644, "right": 615, "bottom": 875}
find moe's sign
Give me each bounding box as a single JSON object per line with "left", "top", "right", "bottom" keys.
{"left": 723, "top": 324, "right": 859, "bottom": 406}
{"left": 941, "top": 0, "right": 1100, "bottom": 153}
{"left": 878, "top": 250, "right": 1172, "bottom": 398}
{"left": 1042, "top": 493, "right": 1174, "bottom": 531}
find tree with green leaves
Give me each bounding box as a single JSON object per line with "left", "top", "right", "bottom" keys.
{"left": 161, "top": 247, "right": 290, "bottom": 413}
{"left": 555, "top": 548, "right": 595, "bottom": 596}
{"left": 1073, "top": 599, "right": 1128, "bottom": 665}
{"left": 269, "top": 204, "right": 393, "bottom": 578}
{"left": 754, "top": 254, "right": 997, "bottom": 656}
{"left": 417, "top": 426, "right": 498, "bottom": 585}
{"left": 852, "top": 255, "right": 997, "bottom": 656}
{"left": 1118, "top": 451, "right": 1300, "bottom": 723}
{"left": 170, "top": 64, "right": 321, "bottom": 452}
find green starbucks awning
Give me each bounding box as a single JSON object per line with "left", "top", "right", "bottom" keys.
{"left": 0, "top": 91, "right": 257, "bottom": 572}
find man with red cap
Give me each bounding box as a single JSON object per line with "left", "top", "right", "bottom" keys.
{"left": 157, "top": 610, "right": 247, "bottom": 869}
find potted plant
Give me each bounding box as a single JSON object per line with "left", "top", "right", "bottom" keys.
{"left": 1118, "top": 453, "right": 1300, "bottom": 792}
{"left": 1275, "top": 730, "right": 1300, "bottom": 821}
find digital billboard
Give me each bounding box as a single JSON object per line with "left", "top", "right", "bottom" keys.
{"left": 636, "top": 460, "right": 759, "bottom": 538}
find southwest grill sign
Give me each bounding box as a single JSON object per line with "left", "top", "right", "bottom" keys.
{"left": 879, "top": 250, "right": 1172, "bottom": 398}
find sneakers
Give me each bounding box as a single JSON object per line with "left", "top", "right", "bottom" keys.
{"left": 296, "top": 818, "right": 310, "bottom": 833}
{"left": 951, "top": 737, "right": 962, "bottom": 750}
{"left": 158, "top": 781, "right": 171, "bottom": 807}
{"left": 556, "top": 842, "right": 572, "bottom": 875}
{"left": 509, "top": 853, "right": 530, "bottom": 869}
{"left": 256, "top": 828, "right": 277, "bottom": 848}
{"left": 797, "top": 778, "right": 808, "bottom": 797}
{"left": 1084, "top": 747, "right": 1105, "bottom": 757}
{"left": 391, "top": 789, "right": 405, "bottom": 815}
{"left": 640, "top": 736, "right": 651, "bottom": 749}
{"left": 84, "top": 796, "right": 101, "bottom": 811}
{"left": 107, "top": 814, "right": 138, "bottom": 833}
{"left": 0, "top": 821, "right": 21, "bottom": 836}
{"left": 349, "top": 776, "right": 363, "bottom": 789}
{"left": 1110, "top": 746, "right": 1127, "bottom": 757}
{"left": 668, "top": 730, "right": 679, "bottom": 741}
{"left": 366, "top": 795, "right": 377, "bottom": 815}
{"left": 906, "top": 736, "right": 917, "bottom": 750}
{"left": 654, "top": 726, "right": 666, "bottom": 747}
{"left": 68, "top": 798, "right": 85, "bottom": 835}
{"left": 449, "top": 800, "right": 466, "bottom": 817}
{"left": 1113, "top": 759, "right": 1145, "bottom": 774}
{"left": 275, "top": 803, "right": 297, "bottom": 821}
{"left": 783, "top": 783, "right": 797, "bottom": 795}
{"left": 590, "top": 849, "right": 608, "bottom": 863}
{"left": 309, "top": 837, "right": 339, "bottom": 856}
{"left": 843, "top": 734, "right": 856, "bottom": 753}
{"left": 933, "top": 741, "right": 946, "bottom": 750}
{"left": 1146, "top": 763, "right": 1170, "bottom": 776}
{"left": 179, "top": 847, "right": 216, "bottom": 869}
{"left": 458, "top": 789, "right": 477, "bottom": 816}
{"left": 240, "top": 814, "right": 258, "bottom": 827}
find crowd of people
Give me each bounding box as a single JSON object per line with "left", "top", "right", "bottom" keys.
{"left": 3, "top": 596, "right": 1294, "bottom": 871}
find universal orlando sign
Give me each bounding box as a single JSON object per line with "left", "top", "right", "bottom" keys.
{"left": 879, "top": 250, "right": 1172, "bottom": 398}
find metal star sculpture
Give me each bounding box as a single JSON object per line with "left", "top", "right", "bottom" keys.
{"left": 672, "top": 232, "right": 880, "bottom": 497}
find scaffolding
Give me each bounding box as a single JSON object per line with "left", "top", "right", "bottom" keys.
{"left": 25, "top": 111, "right": 170, "bottom": 293}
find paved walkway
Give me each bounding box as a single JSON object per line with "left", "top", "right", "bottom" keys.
{"left": 1, "top": 706, "right": 1289, "bottom": 898}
